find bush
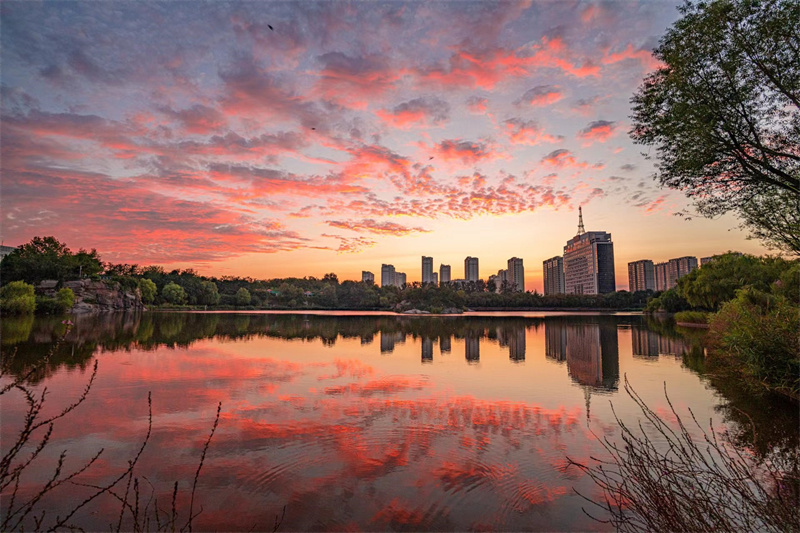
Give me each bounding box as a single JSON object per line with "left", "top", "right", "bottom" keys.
{"left": 708, "top": 288, "right": 800, "bottom": 395}
{"left": 0, "top": 281, "right": 36, "bottom": 315}
{"left": 57, "top": 287, "right": 74, "bottom": 310}
{"left": 673, "top": 310, "right": 709, "bottom": 324}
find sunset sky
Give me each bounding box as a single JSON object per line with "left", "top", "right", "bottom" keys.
{"left": 0, "top": 1, "right": 771, "bottom": 291}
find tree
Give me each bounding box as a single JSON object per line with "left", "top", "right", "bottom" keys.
{"left": 199, "top": 280, "right": 221, "bottom": 306}
{"left": 138, "top": 278, "right": 157, "bottom": 304}
{"left": 630, "top": 0, "right": 800, "bottom": 254}
{"left": 162, "top": 282, "right": 187, "bottom": 305}
{"left": 677, "top": 252, "right": 792, "bottom": 310}
{"left": 235, "top": 287, "right": 251, "bottom": 306}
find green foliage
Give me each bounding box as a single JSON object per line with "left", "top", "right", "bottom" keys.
{"left": 0, "top": 236, "right": 103, "bottom": 285}
{"left": 235, "top": 287, "right": 251, "bottom": 306}
{"left": 199, "top": 281, "right": 221, "bottom": 306}
{"left": 630, "top": 0, "right": 800, "bottom": 254}
{"left": 0, "top": 281, "right": 36, "bottom": 315}
{"left": 645, "top": 288, "right": 692, "bottom": 313}
{"left": 677, "top": 253, "right": 793, "bottom": 310}
{"left": 138, "top": 278, "right": 157, "bottom": 304}
{"left": 57, "top": 287, "right": 75, "bottom": 310}
{"left": 708, "top": 288, "right": 800, "bottom": 394}
{"left": 773, "top": 262, "right": 800, "bottom": 304}
{"left": 161, "top": 282, "right": 187, "bottom": 305}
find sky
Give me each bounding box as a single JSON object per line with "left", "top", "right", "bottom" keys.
{"left": 0, "top": 1, "right": 771, "bottom": 291}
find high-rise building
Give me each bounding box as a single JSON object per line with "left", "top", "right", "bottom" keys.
{"left": 432, "top": 272, "right": 438, "bottom": 285}
{"left": 422, "top": 256, "right": 434, "bottom": 285}
{"left": 654, "top": 262, "right": 669, "bottom": 291}
{"left": 667, "top": 256, "right": 698, "bottom": 287}
{"left": 543, "top": 256, "right": 565, "bottom": 295}
{"left": 654, "top": 256, "right": 698, "bottom": 291}
{"left": 627, "top": 260, "right": 655, "bottom": 292}
{"left": 507, "top": 257, "right": 524, "bottom": 292}
{"left": 362, "top": 271, "right": 375, "bottom": 283}
{"left": 563, "top": 208, "right": 615, "bottom": 295}
{"left": 439, "top": 264, "right": 451, "bottom": 284}
{"left": 381, "top": 264, "right": 396, "bottom": 287}
{"left": 464, "top": 256, "right": 479, "bottom": 282}
{"left": 394, "top": 271, "right": 407, "bottom": 287}
{"left": 492, "top": 269, "right": 507, "bottom": 291}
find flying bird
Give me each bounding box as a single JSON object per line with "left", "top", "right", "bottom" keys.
{"left": 268, "top": 24, "right": 274, "bottom": 31}
{"left": 428, "top": 156, "right": 434, "bottom": 160}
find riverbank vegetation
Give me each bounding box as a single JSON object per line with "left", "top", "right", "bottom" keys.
{"left": 646, "top": 253, "right": 798, "bottom": 397}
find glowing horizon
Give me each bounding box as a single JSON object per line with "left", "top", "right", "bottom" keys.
{"left": 0, "top": 2, "right": 771, "bottom": 291}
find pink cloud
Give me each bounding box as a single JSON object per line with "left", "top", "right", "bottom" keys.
{"left": 502, "top": 118, "right": 563, "bottom": 146}
{"left": 158, "top": 104, "right": 227, "bottom": 135}
{"left": 314, "top": 51, "right": 403, "bottom": 108}
{"left": 321, "top": 234, "right": 377, "bottom": 253}
{"left": 516, "top": 85, "right": 563, "bottom": 107}
{"left": 325, "top": 219, "right": 431, "bottom": 236}
{"left": 576, "top": 120, "right": 619, "bottom": 145}
{"left": 375, "top": 97, "right": 450, "bottom": 128}
{"left": 430, "top": 139, "right": 501, "bottom": 165}
{"left": 603, "top": 44, "right": 663, "bottom": 71}
{"left": 466, "top": 96, "right": 488, "bottom": 113}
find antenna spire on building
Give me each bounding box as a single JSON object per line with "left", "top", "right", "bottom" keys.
{"left": 577, "top": 206, "right": 585, "bottom": 235}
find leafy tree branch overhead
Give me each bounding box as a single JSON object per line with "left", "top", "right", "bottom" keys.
{"left": 630, "top": 0, "right": 800, "bottom": 254}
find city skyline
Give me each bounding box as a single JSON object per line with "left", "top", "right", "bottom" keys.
{"left": 0, "top": 2, "right": 773, "bottom": 292}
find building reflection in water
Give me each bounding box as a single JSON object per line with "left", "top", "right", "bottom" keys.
{"left": 465, "top": 335, "right": 480, "bottom": 363}
{"left": 439, "top": 336, "right": 451, "bottom": 354}
{"left": 544, "top": 320, "right": 619, "bottom": 391}
{"left": 498, "top": 326, "right": 526, "bottom": 362}
{"left": 631, "top": 327, "right": 691, "bottom": 357}
{"left": 545, "top": 323, "right": 567, "bottom": 362}
{"left": 380, "top": 331, "right": 407, "bottom": 354}
{"left": 421, "top": 337, "right": 433, "bottom": 363}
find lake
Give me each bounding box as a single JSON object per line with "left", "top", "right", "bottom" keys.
{"left": 1, "top": 312, "right": 797, "bottom": 531}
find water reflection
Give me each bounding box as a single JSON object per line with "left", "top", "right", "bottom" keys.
{"left": 631, "top": 326, "right": 691, "bottom": 357}
{"left": 1, "top": 311, "right": 797, "bottom": 531}
{"left": 543, "top": 320, "right": 619, "bottom": 391}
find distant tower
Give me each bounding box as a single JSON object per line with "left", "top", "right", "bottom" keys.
{"left": 577, "top": 206, "right": 585, "bottom": 235}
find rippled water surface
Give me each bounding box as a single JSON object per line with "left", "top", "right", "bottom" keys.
{"left": 2, "top": 312, "right": 797, "bottom": 531}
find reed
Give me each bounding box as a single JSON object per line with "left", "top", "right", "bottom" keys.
{"left": 568, "top": 376, "right": 800, "bottom": 532}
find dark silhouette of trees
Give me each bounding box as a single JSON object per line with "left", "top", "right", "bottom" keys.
{"left": 630, "top": 0, "right": 799, "bottom": 254}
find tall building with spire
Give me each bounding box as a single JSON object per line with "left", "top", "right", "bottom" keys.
{"left": 563, "top": 208, "right": 616, "bottom": 295}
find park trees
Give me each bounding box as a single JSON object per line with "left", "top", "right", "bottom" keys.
{"left": 630, "top": 0, "right": 799, "bottom": 254}
{"left": 162, "top": 282, "right": 187, "bottom": 305}
{"left": 0, "top": 236, "right": 103, "bottom": 284}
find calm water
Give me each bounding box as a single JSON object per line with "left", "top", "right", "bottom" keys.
{"left": 2, "top": 312, "right": 797, "bottom": 531}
